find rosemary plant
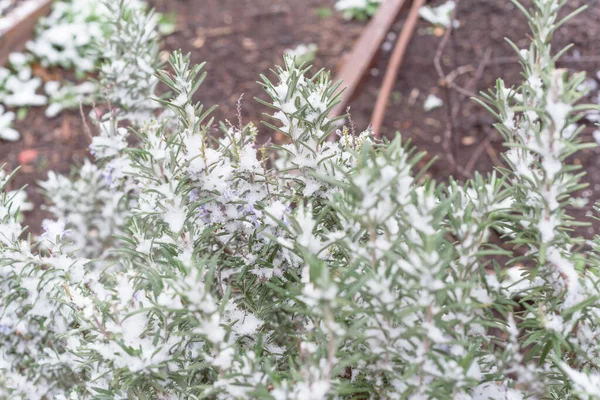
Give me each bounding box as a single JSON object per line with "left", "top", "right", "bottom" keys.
{"left": 1, "top": 0, "right": 599, "bottom": 398}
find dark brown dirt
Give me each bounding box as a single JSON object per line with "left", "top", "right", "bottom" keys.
{"left": 2, "top": 0, "right": 600, "bottom": 236}
{"left": 1, "top": 106, "right": 90, "bottom": 232}
{"left": 151, "top": 0, "right": 365, "bottom": 126}
{"left": 346, "top": 0, "right": 600, "bottom": 237}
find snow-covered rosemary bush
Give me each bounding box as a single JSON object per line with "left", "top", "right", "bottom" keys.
{"left": 96, "top": 0, "right": 161, "bottom": 121}
{"left": 2, "top": 0, "right": 600, "bottom": 398}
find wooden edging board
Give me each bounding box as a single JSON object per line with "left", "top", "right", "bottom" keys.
{"left": 0, "top": 0, "right": 53, "bottom": 66}
{"left": 330, "top": 0, "right": 410, "bottom": 118}
{"left": 371, "top": 0, "right": 425, "bottom": 136}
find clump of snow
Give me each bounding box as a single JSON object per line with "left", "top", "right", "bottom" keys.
{"left": 284, "top": 43, "right": 318, "bottom": 65}
{"left": 44, "top": 81, "right": 96, "bottom": 118}
{"left": 0, "top": 105, "right": 19, "bottom": 141}
{"left": 472, "top": 382, "right": 524, "bottom": 400}
{"left": 335, "top": 0, "right": 382, "bottom": 19}
{"left": 424, "top": 93, "right": 443, "bottom": 111}
{"left": 335, "top": 0, "right": 380, "bottom": 12}
{"left": 26, "top": 0, "right": 117, "bottom": 72}
{"left": 593, "top": 130, "right": 600, "bottom": 145}
{"left": 0, "top": 0, "right": 11, "bottom": 15}
{"left": 560, "top": 363, "right": 600, "bottom": 398}
{"left": 419, "top": 1, "right": 458, "bottom": 28}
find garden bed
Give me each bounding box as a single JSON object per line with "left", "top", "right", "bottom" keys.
{"left": 3, "top": 1, "right": 600, "bottom": 396}
{"left": 151, "top": 0, "right": 600, "bottom": 237}
{"left": 2, "top": 0, "right": 600, "bottom": 235}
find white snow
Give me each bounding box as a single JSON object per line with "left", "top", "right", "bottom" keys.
{"left": 424, "top": 93, "right": 443, "bottom": 111}
{"left": 419, "top": 1, "right": 457, "bottom": 28}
